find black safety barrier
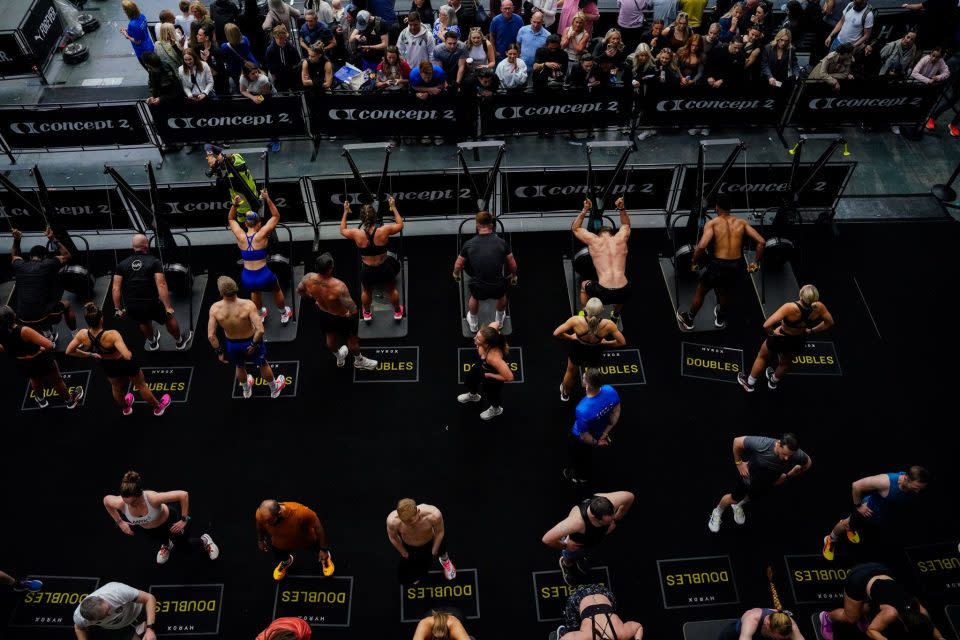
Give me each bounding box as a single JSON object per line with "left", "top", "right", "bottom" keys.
{"left": 501, "top": 165, "right": 679, "bottom": 214}
{"left": 310, "top": 170, "right": 488, "bottom": 220}
{"left": 0, "top": 185, "right": 133, "bottom": 232}
{"left": 0, "top": 103, "right": 152, "bottom": 150}
{"left": 124, "top": 179, "right": 309, "bottom": 230}
{"left": 0, "top": 0, "right": 62, "bottom": 81}
{"left": 307, "top": 91, "right": 471, "bottom": 139}
{"left": 147, "top": 94, "right": 310, "bottom": 146}
{"left": 787, "top": 79, "right": 945, "bottom": 127}
{"left": 672, "top": 162, "right": 856, "bottom": 213}
{"left": 642, "top": 83, "right": 791, "bottom": 129}
{"left": 481, "top": 86, "right": 632, "bottom": 135}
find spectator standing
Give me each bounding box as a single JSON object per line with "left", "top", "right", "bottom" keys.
{"left": 703, "top": 22, "right": 721, "bottom": 54}
{"left": 490, "top": 1, "right": 525, "bottom": 62}
{"left": 195, "top": 26, "right": 228, "bottom": 94}
{"left": 410, "top": 0, "right": 436, "bottom": 26}
{"left": 188, "top": 2, "right": 215, "bottom": 49}
{"left": 352, "top": 10, "right": 390, "bottom": 70}
{"left": 705, "top": 38, "right": 746, "bottom": 89}
{"left": 176, "top": 1, "right": 196, "bottom": 36}
{"left": 120, "top": 0, "right": 155, "bottom": 63}
{"left": 300, "top": 9, "right": 335, "bottom": 57}
{"left": 653, "top": 0, "right": 678, "bottom": 24}
{"left": 825, "top": 0, "right": 874, "bottom": 51}
{"left": 155, "top": 23, "right": 185, "bottom": 72}
{"left": 878, "top": 30, "right": 917, "bottom": 78}
{"left": 376, "top": 45, "right": 412, "bottom": 90}
{"left": 680, "top": 0, "right": 707, "bottom": 28}
{"left": 567, "top": 51, "right": 602, "bottom": 86}
{"left": 301, "top": 44, "right": 334, "bottom": 92}
{"left": 557, "top": 0, "right": 599, "bottom": 39}
{"left": 530, "top": 0, "right": 559, "bottom": 29}
{"left": 661, "top": 11, "right": 691, "bottom": 49}
{"left": 410, "top": 61, "right": 448, "bottom": 143}
{"left": 496, "top": 42, "right": 529, "bottom": 87}
{"left": 517, "top": 11, "right": 550, "bottom": 69}
{"left": 561, "top": 12, "right": 590, "bottom": 72}
{"left": 761, "top": 28, "right": 800, "bottom": 87}
{"left": 221, "top": 23, "right": 259, "bottom": 90}
{"left": 154, "top": 9, "right": 178, "bottom": 43}
{"left": 398, "top": 11, "right": 436, "bottom": 69}
{"left": 718, "top": 3, "right": 743, "bottom": 43}
{"left": 433, "top": 30, "right": 468, "bottom": 88}
{"left": 617, "top": 0, "right": 646, "bottom": 53}
{"left": 532, "top": 33, "right": 567, "bottom": 88}
{"left": 211, "top": 0, "right": 241, "bottom": 44}
{"left": 808, "top": 41, "right": 854, "bottom": 89}
{"left": 593, "top": 28, "right": 626, "bottom": 64}
{"left": 368, "top": 0, "right": 399, "bottom": 30}
{"left": 677, "top": 33, "right": 704, "bottom": 85}
{"left": 465, "top": 26, "right": 496, "bottom": 72}
{"left": 434, "top": 5, "right": 462, "bottom": 44}
{"left": 263, "top": 0, "right": 302, "bottom": 38}
{"left": 179, "top": 48, "right": 215, "bottom": 99}
{"left": 265, "top": 25, "right": 302, "bottom": 92}
{"left": 143, "top": 52, "right": 182, "bottom": 104}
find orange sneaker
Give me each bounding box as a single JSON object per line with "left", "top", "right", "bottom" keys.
{"left": 822, "top": 535, "right": 835, "bottom": 561}
{"left": 273, "top": 554, "right": 294, "bottom": 581}
{"left": 925, "top": 118, "right": 936, "bottom": 131}
{"left": 321, "top": 552, "right": 335, "bottom": 577}
{"left": 949, "top": 123, "right": 959, "bottom": 138}
{"left": 846, "top": 529, "right": 861, "bottom": 544}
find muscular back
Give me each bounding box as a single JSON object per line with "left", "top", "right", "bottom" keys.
{"left": 298, "top": 272, "right": 355, "bottom": 316}
{"left": 586, "top": 232, "right": 629, "bottom": 288}
{"left": 705, "top": 215, "right": 750, "bottom": 260}
{"left": 211, "top": 298, "right": 258, "bottom": 339}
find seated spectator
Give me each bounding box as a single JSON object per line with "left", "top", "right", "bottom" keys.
{"left": 652, "top": 47, "right": 680, "bottom": 86}
{"left": 434, "top": 5, "right": 462, "bottom": 44}
{"left": 568, "top": 52, "right": 604, "bottom": 87}
{"left": 263, "top": 0, "right": 302, "bottom": 37}
{"left": 156, "top": 23, "right": 185, "bottom": 72}
{"left": 398, "top": 11, "right": 436, "bottom": 70}
{"left": 265, "top": 25, "right": 301, "bottom": 93}
{"left": 761, "top": 28, "right": 800, "bottom": 87}
{"left": 496, "top": 43, "right": 529, "bottom": 88}
{"left": 518, "top": 12, "right": 550, "bottom": 70}
{"left": 533, "top": 33, "right": 567, "bottom": 88}
{"left": 465, "top": 27, "right": 496, "bottom": 73}
{"left": 680, "top": 0, "right": 707, "bottom": 29}
{"left": 660, "top": 12, "right": 691, "bottom": 50}
{"left": 878, "top": 30, "right": 917, "bottom": 79}
{"left": 808, "top": 41, "right": 854, "bottom": 90}
{"left": 432, "top": 31, "right": 467, "bottom": 89}
{"left": 120, "top": 0, "right": 155, "bottom": 64}
{"left": 176, "top": 1, "right": 195, "bottom": 37}
{"left": 703, "top": 22, "right": 721, "bottom": 55}
{"left": 472, "top": 66, "right": 502, "bottom": 97}
{"left": 352, "top": 10, "right": 390, "bottom": 70}
{"left": 179, "top": 48, "right": 215, "bottom": 100}
{"left": 194, "top": 26, "right": 227, "bottom": 95}
{"left": 718, "top": 3, "right": 743, "bottom": 43}
{"left": 743, "top": 27, "right": 765, "bottom": 83}
{"left": 562, "top": 12, "right": 590, "bottom": 73}
{"left": 187, "top": 2, "right": 214, "bottom": 51}
{"left": 705, "top": 38, "right": 745, "bottom": 89}
{"left": 911, "top": 47, "right": 950, "bottom": 84}
{"left": 490, "top": 1, "right": 525, "bottom": 62}
{"left": 676, "top": 33, "right": 704, "bottom": 86}
{"left": 221, "top": 23, "right": 259, "bottom": 90}
{"left": 410, "top": 0, "right": 436, "bottom": 26}
{"left": 154, "top": 9, "right": 178, "bottom": 42}
{"left": 301, "top": 45, "right": 333, "bottom": 92}
{"left": 143, "top": 52, "right": 182, "bottom": 104}
{"left": 376, "top": 45, "right": 412, "bottom": 90}
{"left": 300, "top": 9, "right": 335, "bottom": 57}
{"left": 592, "top": 28, "right": 626, "bottom": 66}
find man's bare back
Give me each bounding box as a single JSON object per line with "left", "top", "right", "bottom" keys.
{"left": 387, "top": 504, "right": 443, "bottom": 547}
{"left": 298, "top": 272, "right": 357, "bottom": 316}
{"left": 209, "top": 298, "right": 261, "bottom": 339}
{"left": 697, "top": 213, "right": 765, "bottom": 268}
{"left": 573, "top": 198, "right": 631, "bottom": 288}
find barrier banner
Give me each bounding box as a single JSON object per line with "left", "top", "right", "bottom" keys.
{"left": 673, "top": 163, "right": 855, "bottom": 212}
{"left": 308, "top": 92, "right": 469, "bottom": 138}
{"left": 20, "top": 0, "right": 63, "bottom": 71}
{"left": 149, "top": 95, "right": 307, "bottom": 145}
{"left": 789, "top": 80, "right": 943, "bottom": 127}
{"left": 0, "top": 33, "right": 31, "bottom": 77}
{"left": 125, "top": 179, "right": 307, "bottom": 229}
{"left": 0, "top": 103, "right": 150, "bottom": 149}
{"left": 311, "top": 172, "right": 486, "bottom": 220}
{"left": 480, "top": 87, "right": 631, "bottom": 134}
{"left": 502, "top": 166, "right": 677, "bottom": 214}
{"left": 1, "top": 186, "right": 132, "bottom": 232}
{"left": 643, "top": 84, "right": 789, "bottom": 127}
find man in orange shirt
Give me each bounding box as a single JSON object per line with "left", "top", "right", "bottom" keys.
{"left": 256, "top": 616, "right": 311, "bottom": 640}
{"left": 256, "top": 499, "right": 334, "bottom": 580}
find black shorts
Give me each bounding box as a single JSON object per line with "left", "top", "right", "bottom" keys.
{"left": 730, "top": 475, "right": 777, "bottom": 502}
{"left": 766, "top": 332, "right": 805, "bottom": 356}
{"left": 127, "top": 299, "right": 169, "bottom": 325}
{"left": 360, "top": 256, "right": 401, "bottom": 288}
{"left": 699, "top": 258, "right": 743, "bottom": 292}
{"left": 15, "top": 352, "right": 57, "bottom": 379}
{"left": 317, "top": 308, "right": 359, "bottom": 337}
{"left": 570, "top": 341, "right": 603, "bottom": 367}
{"left": 101, "top": 356, "right": 141, "bottom": 379}
{"left": 134, "top": 503, "right": 187, "bottom": 544}
{"left": 468, "top": 278, "right": 507, "bottom": 300}
{"left": 844, "top": 563, "right": 891, "bottom": 601}
{"left": 18, "top": 300, "right": 68, "bottom": 327}
{"left": 585, "top": 280, "right": 631, "bottom": 305}
{"left": 398, "top": 538, "right": 447, "bottom": 585}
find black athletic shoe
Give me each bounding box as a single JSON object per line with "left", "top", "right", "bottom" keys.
{"left": 713, "top": 305, "right": 726, "bottom": 329}
{"left": 765, "top": 366, "right": 778, "bottom": 389}
{"left": 66, "top": 386, "right": 84, "bottom": 409}
{"left": 175, "top": 330, "right": 193, "bottom": 351}
{"left": 676, "top": 310, "right": 695, "bottom": 331}
{"left": 737, "top": 372, "right": 755, "bottom": 393}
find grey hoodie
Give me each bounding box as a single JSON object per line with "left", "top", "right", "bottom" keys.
{"left": 397, "top": 23, "right": 436, "bottom": 69}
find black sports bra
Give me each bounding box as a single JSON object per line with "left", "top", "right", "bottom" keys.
{"left": 358, "top": 226, "right": 388, "bottom": 257}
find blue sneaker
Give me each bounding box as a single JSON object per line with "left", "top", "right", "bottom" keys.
{"left": 14, "top": 579, "right": 43, "bottom": 592}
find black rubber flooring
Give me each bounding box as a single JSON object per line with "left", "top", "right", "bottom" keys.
{"left": 1, "top": 220, "right": 959, "bottom": 639}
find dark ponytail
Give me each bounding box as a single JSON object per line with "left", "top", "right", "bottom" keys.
{"left": 83, "top": 302, "right": 103, "bottom": 329}
{"left": 120, "top": 470, "right": 143, "bottom": 497}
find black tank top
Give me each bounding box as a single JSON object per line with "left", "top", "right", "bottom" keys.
{"left": 0, "top": 326, "right": 42, "bottom": 358}
{"left": 569, "top": 498, "right": 609, "bottom": 547}
{"left": 782, "top": 302, "right": 816, "bottom": 329}
{"left": 358, "top": 226, "right": 387, "bottom": 257}
{"left": 307, "top": 58, "right": 326, "bottom": 88}
{"left": 88, "top": 328, "right": 118, "bottom": 355}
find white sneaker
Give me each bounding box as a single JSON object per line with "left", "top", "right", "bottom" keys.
{"left": 201, "top": 534, "right": 220, "bottom": 560}
{"left": 457, "top": 392, "right": 481, "bottom": 403}
{"left": 270, "top": 375, "right": 287, "bottom": 398}
{"left": 701, "top": 128, "right": 710, "bottom": 136}
{"left": 242, "top": 374, "right": 254, "bottom": 399}
{"left": 494, "top": 310, "right": 507, "bottom": 325}
{"left": 637, "top": 129, "right": 657, "bottom": 141}
{"left": 157, "top": 541, "right": 173, "bottom": 564}
{"left": 145, "top": 329, "right": 160, "bottom": 352}
{"left": 480, "top": 405, "right": 503, "bottom": 420}
{"left": 259, "top": 307, "right": 268, "bottom": 323}
{"left": 559, "top": 384, "right": 569, "bottom": 402}
{"left": 466, "top": 312, "right": 479, "bottom": 333}
{"left": 353, "top": 355, "right": 378, "bottom": 370}
{"left": 708, "top": 507, "right": 723, "bottom": 533}
{"left": 891, "top": 125, "right": 901, "bottom": 135}
{"left": 688, "top": 128, "right": 700, "bottom": 135}
{"left": 335, "top": 345, "right": 348, "bottom": 367}
{"left": 280, "top": 306, "right": 292, "bottom": 325}
{"left": 732, "top": 502, "right": 746, "bottom": 525}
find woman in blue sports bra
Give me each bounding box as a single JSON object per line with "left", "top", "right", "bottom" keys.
{"left": 228, "top": 189, "right": 292, "bottom": 325}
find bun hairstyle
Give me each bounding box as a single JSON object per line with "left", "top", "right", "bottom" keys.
{"left": 799, "top": 284, "right": 819, "bottom": 309}
{"left": 583, "top": 297, "right": 604, "bottom": 334}
{"left": 768, "top": 612, "right": 794, "bottom": 637}
{"left": 83, "top": 302, "right": 104, "bottom": 328}
{"left": 120, "top": 470, "right": 144, "bottom": 498}
{"left": 479, "top": 324, "right": 509, "bottom": 355}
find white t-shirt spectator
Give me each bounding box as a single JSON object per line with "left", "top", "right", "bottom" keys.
{"left": 240, "top": 74, "right": 277, "bottom": 96}
{"left": 175, "top": 13, "right": 195, "bottom": 36}
{"left": 73, "top": 582, "right": 143, "bottom": 630}
{"left": 836, "top": 2, "right": 874, "bottom": 45}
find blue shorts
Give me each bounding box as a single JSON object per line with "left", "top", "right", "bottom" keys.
{"left": 225, "top": 336, "right": 267, "bottom": 367}
{"left": 241, "top": 265, "right": 278, "bottom": 292}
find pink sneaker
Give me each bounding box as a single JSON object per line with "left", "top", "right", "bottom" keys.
{"left": 122, "top": 393, "right": 135, "bottom": 416}
{"left": 153, "top": 394, "right": 171, "bottom": 417}
{"left": 394, "top": 305, "right": 404, "bottom": 321}
{"left": 439, "top": 556, "right": 456, "bottom": 580}
{"left": 819, "top": 612, "right": 834, "bottom": 640}
{"left": 362, "top": 308, "right": 373, "bottom": 322}
{"left": 259, "top": 307, "right": 268, "bottom": 322}
{"left": 270, "top": 375, "right": 287, "bottom": 399}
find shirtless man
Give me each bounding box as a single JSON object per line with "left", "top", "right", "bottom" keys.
{"left": 677, "top": 193, "right": 766, "bottom": 330}
{"left": 542, "top": 491, "right": 634, "bottom": 586}
{"left": 572, "top": 197, "right": 631, "bottom": 321}
{"left": 297, "top": 253, "right": 377, "bottom": 370}
{"left": 206, "top": 276, "right": 286, "bottom": 399}
{"left": 386, "top": 498, "right": 456, "bottom": 584}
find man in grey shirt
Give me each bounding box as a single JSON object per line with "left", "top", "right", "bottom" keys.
{"left": 708, "top": 433, "right": 812, "bottom": 532}
{"left": 73, "top": 581, "right": 157, "bottom": 640}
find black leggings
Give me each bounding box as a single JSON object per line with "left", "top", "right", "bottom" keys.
{"left": 466, "top": 363, "right": 503, "bottom": 407}
{"left": 398, "top": 539, "right": 447, "bottom": 585}
{"left": 135, "top": 505, "right": 207, "bottom": 551}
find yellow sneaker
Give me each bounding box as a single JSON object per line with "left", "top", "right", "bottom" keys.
{"left": 846, "top": 530, "right": 861, "bottom": 544}
{"left": 321, "top": 552, "right": 335, "bottom": 577}
{"left": 273, "top": 554, "right": 294, "bottom": 581}
{"left": 822, "top": 535, "right": 835, "bottom": 561}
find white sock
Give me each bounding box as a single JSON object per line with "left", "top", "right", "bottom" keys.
{"left": 747, "top": 375, "right": 757, "bottom": 384}
{"left": 770, "top": 372, "right": 780, "bottom": 382}
{"left": 268, "top": 379, "right": 278, "bottom": 392}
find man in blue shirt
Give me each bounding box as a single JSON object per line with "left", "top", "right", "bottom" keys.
{"left": 488, "top": 0, "right": 524, "bottom": 62}
{"left": 299, "top": 9, "right": 334, "bottom": 57}
{"left": 516, "top": 11, "right": 549, "bottom": 70}
{"left": 564, "top": 369, "right": 621, "bottom": 484}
